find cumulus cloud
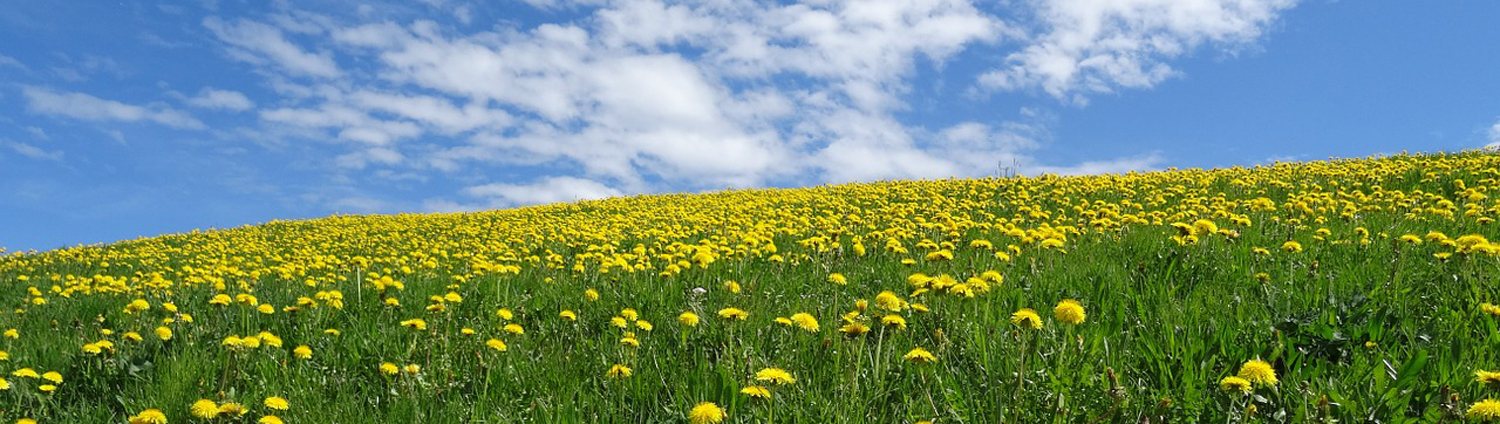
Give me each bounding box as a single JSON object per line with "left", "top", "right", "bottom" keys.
{"left": 980, "top": 0, "right": 1297, "bottom": 103}
{"left": 187, "top": 88, "right": 255, "bottom": 111}
{"left": 22, "top": 86, "right": 205, "bottom": 129}
{"left": 200, "top": 0, "right": 1288, "bottom": 211}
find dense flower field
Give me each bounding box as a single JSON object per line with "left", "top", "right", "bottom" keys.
{"left": 1, "top": 151, "right": 1498, "bottom": 423}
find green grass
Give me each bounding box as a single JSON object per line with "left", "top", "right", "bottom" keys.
{"left": 0, "top": 151, "right": 1498, "bottom": 423}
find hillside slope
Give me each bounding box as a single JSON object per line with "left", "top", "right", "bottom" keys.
{"left": 1, "top": 151, "right": 1498, "bottom": 423}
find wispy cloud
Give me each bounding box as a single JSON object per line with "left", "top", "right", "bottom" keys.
{"left": 1488, "top": 118, "right": 1500, "bottom": 149}
{"left": 0, "top": 54, "right": 25, "bottom": 70}
{"left": 203, "top": 16, "right": 340, "bottom": 78}
{"left": 22, "top": 86, "right": 205, "bottom": 129}
{"left": 187, "top": 88, "right": 255, "bottom": 111}
{"left": 979, "top": 0, "right": 1297, "bottom": 104}
{"left": 6, "top": 142, "right": 65, "bottom": 161}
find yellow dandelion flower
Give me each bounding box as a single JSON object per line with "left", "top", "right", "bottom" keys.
{"left": 688, "top": 402, "right": 727, "bottom": 424}
{"left": 585, "top": 288, "right": 600, "bottom": 301}
{"left": 38, "top": 384, "right": 56, "bottom": 392}
{"left": 1470, "top": 399, "right": 1500, "bottom": 421}
{"left": 41, "top": 371, "right": 61, "bottom": 383}
{"left": 716, "top": 308, "right": 748, "bottom": 320}
{"left": 259, "top": 416, "right": 284, "bottom": 424}
{"left": 1219, "top": 376, "right": 1252, "bottom": 393}
{"left": 611, "top": 316, "right": 629, "bottom": 328}
{"left": 496, "top": 309, "right": 514, "bottom": 320}
{"left": 400, "top": 318, "right": 427, "bottom": 331}
{"left": 839, "top": 322, "right": 870, "bottom": 336}
{"left": 740, "top": 385, "right": 771, "bottom": 399}
{"left": 403, "top": 364, "right": 421, "bottom": 375}
{"left": 1237, "top": 359, "right": 1278, "bottom": 386}
{"left": 13, "top": 368, "right": 38, "bottom": 378}
{"left": 903, "top": 347, "right": 937, "bottom": 364}
{"left": 379, "top": 362, "right": 400, "bottom": 376}
{"left": 678, "top": 312, "right": 700, "bottom": 326}
{"left": 754, "top": 368, "right": 795, "bottom": 385}
{"left": 124, "top": 299, "right": 150, "bottom": 314}
{"left": 486, "top": 339, "right": 508, "bottom": 352}
{"left": 828, "top": 273, "right": 847, "bottom": 285}
{"left": 790, "top": 313, "right": 819, "bottom": 332}
{"left": 1053, "top": 299, "right": 1086, "bottom": 325}
{"left": 606, "top": 364, "right": 633, "bottom": 378}
{"left": 294, "top": 345, "right": 313, "bottom": 359}
{"left": 1482, "top": 303, "right": 1500, "bottom": 316}
{"left": 1010, "top": 308, "right": 1043, "bottom": 330}
{"left": 504, "top": 324, "right": 524, "bottom": 335}
{"left": 560, "top": 310, "right": 578, "bottom": 321}
{"left": 191, "top": 399, "right": 220, "bottom": 419}
{"left": 1477, "top": 370, "right": 1500, "bottom": 388}
{"left": 263, "top": 396, "right": 289, "bottom": 410}
{"left": 154, "top": 327, "right": 173, "bottom": 341}
{"left": 218, "top": 402, "right": 248, "bottom": 416}
{"left": 1280, "top": 241, "right": 1303, "bottom": 253}
{"left": 881, "top": 315, "right": 907, "bottom": 330}
{"left": 129, "top": 409, "right": 168, "bottom": 424}
{"left": 875, "top": 291, "right": 908, "bottom": 311}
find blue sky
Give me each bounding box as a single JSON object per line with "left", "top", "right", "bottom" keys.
{"left": 2, "top": 0, "right": 1498, "bottom": 252}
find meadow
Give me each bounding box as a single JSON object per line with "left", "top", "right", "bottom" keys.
{"left": 1, "top": 151, "right": 1498, "bottom": 423}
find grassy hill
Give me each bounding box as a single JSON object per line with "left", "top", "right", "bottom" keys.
{"left": 1, "top": 151, "right": 1498, "bottom": 423}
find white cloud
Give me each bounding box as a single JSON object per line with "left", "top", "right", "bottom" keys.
{"left": 22, "top": 86, "right": 206, "bottom": 129}
{"left": 334, "top": 147, "right": 405, "bottom": 169}
{"left": 1487, "top": 119, "right": 1500, "bottom": 149}
{"left": 207, "top": 0, "right": 1290, "bottom": 212}
{"left": 463, "top": 176, "right": 624, "bottom": 207}
{"left": 347, "top": 91, "right": 511, "bottom": 134}
{"left": 1025, "top": 153, "right": 1165, "bottom": 176}
{"left": 0, "top": 54, "right": 24, "bottom": 70}
{"left": 6, "top": 142, "right": 64, "bottom": 161}
{"left": 260, "top": 104, "right": 422, "bottom": 147}
{"left": 203, "top": 16, "right": 340, "bottom": 78}
{"left": 188, "top": 88, "right": 255, "bottom": 111}
{"left": 980, "top": 0, "right": 1297, "bottom": 103}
